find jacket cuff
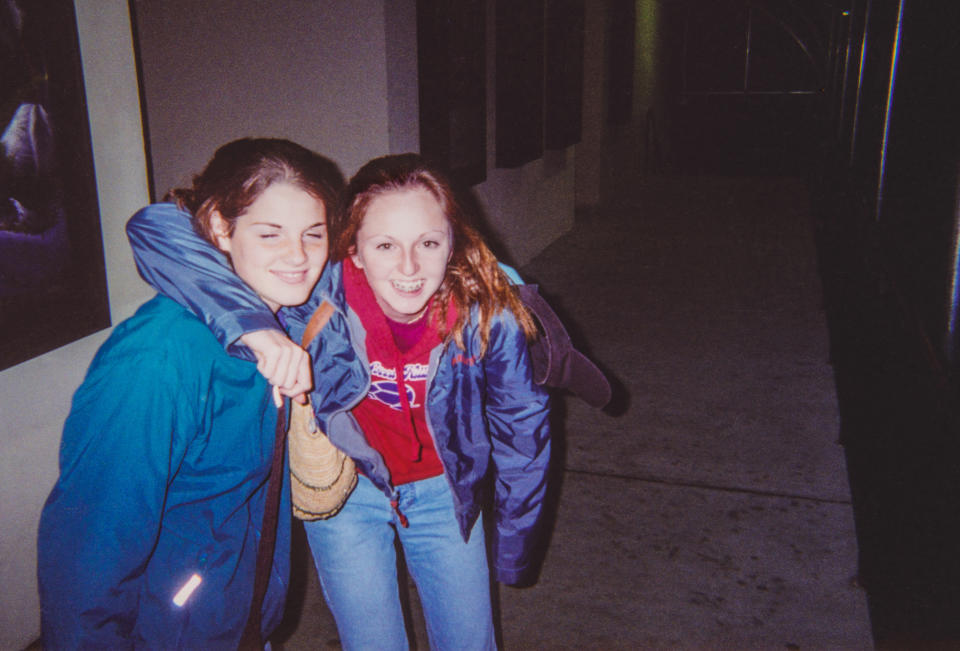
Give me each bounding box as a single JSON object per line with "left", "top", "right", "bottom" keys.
{"left": 220, "top": 312, "right": 285, "bottom": 362}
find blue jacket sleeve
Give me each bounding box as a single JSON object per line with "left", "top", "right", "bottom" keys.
{"left": 126, "top": 203, "right": 282, "bottom": 358}
{"left": 37, "top": 347, "right": 194, "bottom": 648}
{"left": 497, "top": 262, "right": 524, "bottom": 284}
{"left": 483, "top": 312, "right": 552, "bottom": 585}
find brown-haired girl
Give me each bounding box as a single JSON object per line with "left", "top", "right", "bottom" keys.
{"left": 39, "top": 138, "right": 343, "bottom": 648}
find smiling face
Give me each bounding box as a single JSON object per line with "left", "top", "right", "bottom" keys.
{"left": 214, "top": 182, "right": 327, "bottom": 312}
{"left": 351, "top": 187, "right": 453, "bottom": 323}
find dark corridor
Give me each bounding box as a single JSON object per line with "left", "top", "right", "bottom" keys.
{"left": 652, "top": 0, "right": 960, "bottom": 647}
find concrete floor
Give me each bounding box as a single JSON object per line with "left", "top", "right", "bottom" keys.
{"left": 275, "top": 174, "right": 873, "bottom": 650}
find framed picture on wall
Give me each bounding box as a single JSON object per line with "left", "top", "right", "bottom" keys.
{"left": 0, "top": 0, "right": 110, "bottom": 371}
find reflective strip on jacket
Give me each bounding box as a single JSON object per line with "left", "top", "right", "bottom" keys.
{"left": 37, "top": 296, "right": 290, "bottom": 648}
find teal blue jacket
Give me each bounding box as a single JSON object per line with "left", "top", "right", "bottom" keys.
{"left": 37, "top": 296, "right": 290, "bottom": 649}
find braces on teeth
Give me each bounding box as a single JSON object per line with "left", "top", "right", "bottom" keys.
{"left": 393, "top": 279, "right": 423, "bottom": 292}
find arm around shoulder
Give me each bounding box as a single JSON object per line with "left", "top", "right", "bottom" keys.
{"left": 126, "top": 203, "right": 282, "bottom": 358}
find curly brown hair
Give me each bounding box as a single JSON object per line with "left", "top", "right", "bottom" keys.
{"left": 166, "top": 138, "right": 344, "bottom": 246}
{"left": 336, "top": 153, "right": 535, "bottom": 357}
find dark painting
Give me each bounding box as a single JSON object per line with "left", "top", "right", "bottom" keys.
{"left": 417, "top": 0, "right": 488, "bottom": 186}
{"left": 0, "top": 0, "right": 109, "bottom": 370}
{"left": 495, "top": 0, "right": 545, "bottom": 169}
{"left": 545, "top": 0, "right": 584, "bottom": 150}
{"left": 606, "top": 0, "right": 635, "bottom": 126}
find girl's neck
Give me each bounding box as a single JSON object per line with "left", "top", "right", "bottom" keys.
{"left": 386, "top": 313, "right": 428, "bottom": 353}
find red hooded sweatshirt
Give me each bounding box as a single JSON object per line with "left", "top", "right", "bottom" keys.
{"left": 344, "top": 258, "right": 446, "bottom": 485}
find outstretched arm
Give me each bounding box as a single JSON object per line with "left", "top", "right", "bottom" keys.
{"left": 126, "top": 203, "right": 280, "bottom": 356}
{"left": 126, "top": 203, "right": 312, "bottom": 398}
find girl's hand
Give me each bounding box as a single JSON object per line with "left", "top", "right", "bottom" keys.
{"left": 240, "top": 330, "right": 313, "bottom": 405}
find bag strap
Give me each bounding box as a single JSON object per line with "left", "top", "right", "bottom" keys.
{"left": 239, "top": 300, "right": 333, "bottom": 648}
{"left": 238, "top": 404, "right": 287, "bottom": 650}
{"left": 301, "top": 301, "right": 334, "bottom": 347}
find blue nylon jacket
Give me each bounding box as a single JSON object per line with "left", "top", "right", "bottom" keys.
{"left": 127, "top": 203, "right": 552, "bottom": 584}
{"left": 37, "top": 296, "right": 290, "bottom": 649}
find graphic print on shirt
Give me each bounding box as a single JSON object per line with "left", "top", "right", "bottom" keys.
{"left": 367, "top": 360, "right": 429, "bottom": 410}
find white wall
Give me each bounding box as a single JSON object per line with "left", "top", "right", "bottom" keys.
{"left": 132, "top": 0, "right": 395, "bottom": 195}
{"left": 134, "top": 0, "right": 579, "bottom": 268}
{"left": 0, "top": 2, "right": 151, "bottom": 648}
{"left": 475, "top": 153, "right": 576, "bottom": 266}
{"left": 384, "top": 0, "right": 420, "bottom": 155}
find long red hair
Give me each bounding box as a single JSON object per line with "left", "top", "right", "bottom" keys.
{"left": 335, "top": 154, "right": 535, "bottom": 356}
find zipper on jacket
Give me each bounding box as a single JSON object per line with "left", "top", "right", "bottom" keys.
{"left": 322, "top": 304, "right": 372, "bottom": 428}
{"left": 423, "top": 342, "right": 468, "bottom": 525}
{"left": 323, "top": 304, "right": 396, "bottom": 501}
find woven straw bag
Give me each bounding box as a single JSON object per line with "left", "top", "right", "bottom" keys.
{"left": 288, "top": 302, "right": 358, "bottom": 520}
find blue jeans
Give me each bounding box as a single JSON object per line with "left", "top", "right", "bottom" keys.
{"left": 303, "top": 474, "right": 496, "bottom": 651}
